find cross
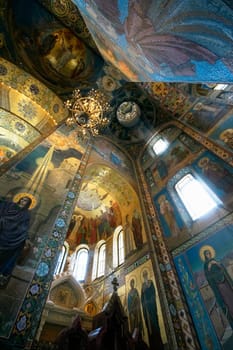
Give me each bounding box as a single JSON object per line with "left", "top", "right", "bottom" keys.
{"left": 112, "top": 277, "right": 119, "bottom": 292}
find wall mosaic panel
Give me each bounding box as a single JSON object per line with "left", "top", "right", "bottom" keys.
{"left": 125, "top": 257, "right": 167, "bottom": 349}
{"left": 0, "top": 124, "right": 87, "bottom": 347}
{"left": 174, "top": 214, "right": 233, "bottom": 350}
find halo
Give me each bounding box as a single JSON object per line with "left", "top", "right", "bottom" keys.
{"left": 199, "top": 245, "right": 216, "bottom": 262}
{"left": 128, "top": 275, "right": 137, "bottom": 289}
{"left": 198, "top": 157, "right": 209, "bottom": 168}
{"left": 13, "top": 192, "right": 37, "bottom": 210}
{"left": 157, "top": 194, "right": 166, "bottom": 204}
{"left": 220, "top": 128, "right": 233, "bottom": 140}
{"left": 140, "top": 268, "right": 150, "bottom": 282}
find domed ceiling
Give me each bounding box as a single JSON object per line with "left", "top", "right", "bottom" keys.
{"left": 1, "top": 1, "right": 233, "bottom": 156}
{"left": 6, "top": 0, "right": 103, "bottom": 95}
{"left": 1, "top": 0, "right": 163, "bottom": 147}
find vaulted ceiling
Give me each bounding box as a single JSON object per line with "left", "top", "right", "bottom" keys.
{"left": 1, "top": 0, "right": 233, "bottom": 218}
{"left": 1, "top": 0, "right": 232, "bottom": 148}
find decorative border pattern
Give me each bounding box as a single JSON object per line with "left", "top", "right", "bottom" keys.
{"left": 125, "top": 254, "right": 150, "bottom": 275}
{"left": 0, "top": 58, "right": 68, "bottom": 123}
{"left": 172, "top": 212, "right": 233, "bottom": 256}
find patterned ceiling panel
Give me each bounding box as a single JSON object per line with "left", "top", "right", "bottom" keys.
{"left": 0, "top": 58, "right": 68, "bottom": 124}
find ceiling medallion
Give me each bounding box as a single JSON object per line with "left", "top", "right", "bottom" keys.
{"left": 64, "top": 89, "right": 111, "bottom": 136}
{"left": 116, "top": 101, "right": 141, "bottom": 127}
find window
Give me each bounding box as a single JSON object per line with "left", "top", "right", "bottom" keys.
{"left": 97, "top": 243, "right": 106, "bottom": 277}
{"left": 73, "top": 247, "right": 89, "bottom": 281}
{"left": 118, "top": 230, "right": 124, "bottom": 265}
{"left": 54, "top": 243, "right": 68, "bottom": 275}
{"left": 214, "top": 84, "right": 228, "bottom": 90}
{"left": 92, "top": 240, "right": 106, "bottom": 280}
{"left": 153, "top": 138, "right": 168, "bottom": 155}
{"left": 175, "top": 173, "right": 218, "bottom": 220}
{"left": 113, "top": 226, "right": 125, "bottom": 268}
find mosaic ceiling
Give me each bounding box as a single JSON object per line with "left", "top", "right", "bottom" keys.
{"left": 77, "top": 164, "right": 138, "bottom": 215}
{"left": 1, "top": 0, "right": 233, "bottom": 212}
{"left": 1, "top": 0, "right": 232, "bottom": 148}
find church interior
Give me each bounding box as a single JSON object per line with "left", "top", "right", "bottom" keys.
{"left": 0, "top": 1, "right": 233, "bottom": 349}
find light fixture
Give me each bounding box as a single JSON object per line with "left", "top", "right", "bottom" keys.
{"left": 64, "top": 89, "right": 111, "bottom": 136}
{"left": 116, "top": 101, "right": 141, "bottom": 127}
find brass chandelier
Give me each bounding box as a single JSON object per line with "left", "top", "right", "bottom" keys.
{"left": 64, "top": 89, "right": 111, "bottom": 136}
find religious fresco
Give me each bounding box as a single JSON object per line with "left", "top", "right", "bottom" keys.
{"left": 181, "top": 98, "right": 232, "bottom": 133}
{"left": 193, "top": 151, "right": 233, "bottom": 211}
{"left": 82, "top": 164, "right": 136, "bottom": 209}
{"left": 152, "top": 138, "right": 189, "bottom": 174}
{"left": 66, "top": 203, "right": 145, "bottom": 252}
{"left": 174, "top": 216, "right": 233, "bottom": 350}
{"left": 37, "top": 0, "right": 99, "bottom": 54}
{"left": 65, "top": 161, "right": 146, "bottom": 252}
{"left": 144, "top": 127, "right": 233, "bottom": 251}
{"left": 0, "top": 124, "right": 85, "bottom": 338}
{"left": 74, "top": 0, "right": 233, "bottom": 82}
{"left": 125, "top": 258, "right": 167, "bottom": 348}
{"left": 140, "top": 117, "right": 233, "bottom": 252}
{"left": 66, "top": 203, "right": 122, "bottom": 248}
{"left": 142, "top": 126, "right": 202, "bottom": 195}
{"left": 5, "top": 0, "right": 103, "bottom": 95}
{"left": 153, "top": 148, "right": 233, "bottom": 251}
{"left": 209, "top": 113, "right": 233, "bottom": 152}
{"left": 142, "top": 82, "right": 233, "bottom": 140}
{"left": 91, "top": 137, "right": 135, "bottom": 180}
{"left": 154, "top": 189, "right": 187, "bottom": 250}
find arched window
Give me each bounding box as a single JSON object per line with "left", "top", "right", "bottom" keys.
{"left": 113, "top": 226, "right": 124, "bottom": 268}
{"left": 175, "top": 173, "right": 219, "bottom": 220}
{"left": 54, "top": 242, "right": 69, "bottom": 275}
{"left": 74, "top": 248, "right": 89, "bottom": 281}
{"left": 152, "top": 137, "right": 169, "bottom": 155}
{"left": 97, "top": 243, "right": 106, "bottom": 277}
{"left": 72, "top": 245, "right": 89, "bottom": 282}
{"left": 92, "top": 240, "right": 106, "bottom": 280}
{"left": 118, "top": 230, "right": 124, "bottom": 265}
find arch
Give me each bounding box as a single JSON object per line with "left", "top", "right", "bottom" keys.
{"left": 113, "top": 225, "right": 124, "bottom": 268}
{"left": 92, "top": 240, "right": 106, "bottom": 280}
{"left": 168, "top": 167, "right": 221, "bottom": 224}
{"left": 175, "top": 173, "right": 218, "bottom": 220}
{"left": 71, "top": 244, "right": 89, "bottom": 282}
{"left": 54, "top": 241, "right": 69, "bottom": 275}
{"left": 49, "top": 274, "right": 85, "bottom": 309}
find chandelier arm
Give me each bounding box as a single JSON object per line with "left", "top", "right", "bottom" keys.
{"left": 89, "top": 109, "right": 102, "bottom": 115}
{"left": 64, "top": 89, "right": 110, "bottom": 137}
{"left": 76, "top": 99, "right": 85, "bottom": 111}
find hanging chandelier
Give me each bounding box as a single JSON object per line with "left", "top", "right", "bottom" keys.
{"left": 64, "top": 89, "right": 111, "bottom": 136}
